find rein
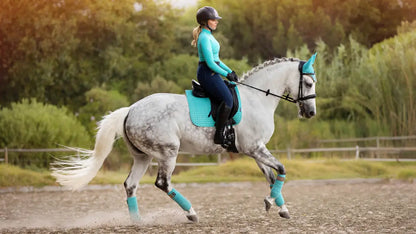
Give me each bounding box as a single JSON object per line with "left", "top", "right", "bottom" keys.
{"left": 235, "top": 61, "right": 316, "bottom": 104}
{"left": 235, "top": 81, "right": 298, "bottom": 103}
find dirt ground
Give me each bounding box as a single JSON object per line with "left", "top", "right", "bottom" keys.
{"left": 0, "top": 179, "right": 415, "bottom": 233}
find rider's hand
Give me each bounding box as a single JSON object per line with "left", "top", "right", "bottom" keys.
{"left": 226, "top": 71, "right": 238, "bottom": 82}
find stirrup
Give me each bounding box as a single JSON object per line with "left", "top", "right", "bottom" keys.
{"left": 215, "top": 124, "right": 234, "bottom": 149}
{"left": 221, "top": 125, "right": 234, "bottom": 148}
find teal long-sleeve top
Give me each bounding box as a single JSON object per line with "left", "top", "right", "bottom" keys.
{"left": 197, "top": 28, "right": 232, "bottom": 77}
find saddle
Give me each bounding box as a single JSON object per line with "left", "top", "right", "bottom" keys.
{"left": 191, "top": 80, "right": 240, "bottom": 123}
{"left": 191, "top": 79, "right": 239, "bottom": 153}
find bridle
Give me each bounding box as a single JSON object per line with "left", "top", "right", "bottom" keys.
{"left": 235, "top": 61, "right": 316, "bottom": 104}
{"left": 296, "top": 61, "right": 317, "bottom": 104}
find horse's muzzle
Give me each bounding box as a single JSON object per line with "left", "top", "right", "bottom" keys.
{"left": 299, "top": 103, "right": 316, "bottom": 118}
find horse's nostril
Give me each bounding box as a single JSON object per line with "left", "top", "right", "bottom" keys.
{"left": 309, "top": 111, "right": 315, "bottom": 116}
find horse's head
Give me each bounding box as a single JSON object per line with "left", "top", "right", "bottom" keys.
{"left": 288, "top": 53, "right": 317, "bottom": 119}
{"left": 239, "top": 55, "right": 317, "bottom": 119}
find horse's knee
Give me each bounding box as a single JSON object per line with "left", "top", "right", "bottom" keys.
{"left": 278, "top": 164, "right": 286, "bottom": 175}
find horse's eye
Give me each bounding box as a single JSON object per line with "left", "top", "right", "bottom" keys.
{"left": 305, "top": 82, "right": 313, "bottom": 89}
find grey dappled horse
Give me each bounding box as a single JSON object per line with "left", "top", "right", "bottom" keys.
{"left": 52, "top": 55, "right": 317, "bottom": 223}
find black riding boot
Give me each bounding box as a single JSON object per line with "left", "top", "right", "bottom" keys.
{"left": 214, "top": 103, "right": 232, "bottom": 145}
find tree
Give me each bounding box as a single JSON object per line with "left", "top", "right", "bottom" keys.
{"left": 78, "top": 88, "right": 130, "bottom": 135}
{"left": 198, "top": 0, "right": 416, "bottom": 64}
{"left": 0, "top": 0, "right": 178, "bottom": 109}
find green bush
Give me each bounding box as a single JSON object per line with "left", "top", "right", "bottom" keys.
{"left": 149, "top": 54, "right": 199, "bottom": 90}
{"left": 78, "top": 87, "right": 130, "bottom": 136}
{"left": 134, "top": 75, "right": 183, "bottom": 100}
{"left": 222, "top": 57, "right": 252, "bottom": 77}
{"left": 77, "top": 88, "right": 132, "bottom": 170}
{"left": 0, "top": 99, "right": 91, "bottom": 168}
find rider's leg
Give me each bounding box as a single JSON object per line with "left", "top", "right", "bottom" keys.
{"left": 197, "top": 63, "right": 233, "bottom": 145}
{"left": 214, "top": 101, "right": 232, "bottom": 145}
{"left": 197, "top": 63, "right": 233, "bottom": 107}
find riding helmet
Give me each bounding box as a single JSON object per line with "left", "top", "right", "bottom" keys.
{"left": 196, "top": 6, "right": 222, "bottom": 25}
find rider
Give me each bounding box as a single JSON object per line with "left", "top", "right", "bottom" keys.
{"left": 191, "top": 6, "right": 238, "bottom": 146}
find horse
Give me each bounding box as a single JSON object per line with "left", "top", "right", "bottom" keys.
{"left": 51, "top": 54, "right": 318, "bottom": 223}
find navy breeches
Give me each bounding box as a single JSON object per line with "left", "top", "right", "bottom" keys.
{"left": 197, "top": 63, "right": 233, "bottom": 108}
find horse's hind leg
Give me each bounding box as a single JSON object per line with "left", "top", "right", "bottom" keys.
{"left": 124, "top": 151, "right": 153, "bottom": 221}
{"left": 154, "top": 156, "right": 198, "bottom": 222}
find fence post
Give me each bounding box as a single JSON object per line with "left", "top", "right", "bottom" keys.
{"left": 287, "top": 147, "right": 291, "bottom": 160}
{"left": 4, "top": 147, "right": 8, "bottom": 164}
{"left": 217, "top": 153, "right": 221, "bottom": 165}
{"left": 355, "top": 145, "right": 359, "bottom": 160}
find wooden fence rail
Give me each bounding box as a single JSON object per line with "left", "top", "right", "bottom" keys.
{"left": 318, "top": 135, "right": 416, "bottom": 143}
{"left": 271, "top": 146, "right": 416, "bottom": 161}
{"left": 317, "top": 135, "right": 416, "bottom": 149}
{"left": 1, "top": 146, "right": 416, "bottom": 165}
{"left": 0, "top": 147, "right": 223, "bottom": 166}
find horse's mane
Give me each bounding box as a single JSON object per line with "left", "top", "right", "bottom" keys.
{"left": 240, "top": 57, "right": 300, "bottom": 81}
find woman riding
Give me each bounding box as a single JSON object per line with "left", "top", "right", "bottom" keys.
{"left": 191, "top": 6, "right": 238, "bottom": 146}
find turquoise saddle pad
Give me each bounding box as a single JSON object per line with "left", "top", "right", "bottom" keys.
{"left": 185, "top": 87, "right": 242, "bottom": 127}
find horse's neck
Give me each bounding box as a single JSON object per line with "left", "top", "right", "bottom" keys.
{"left": 242, "top": 63, "right": 291, "bottom": 112}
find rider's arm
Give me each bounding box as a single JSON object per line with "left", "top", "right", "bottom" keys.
{"left": 199, "top": 35, "right": 229, "bottom": 77}
{"left": 218, "top": 60, "right": 232, "bottom": 74}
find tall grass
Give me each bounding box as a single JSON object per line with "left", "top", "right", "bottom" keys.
{"left": 283, "top": 30, "right": 416, "bottom": 148}
{"left": 357, "top": 31, "right": 416, "bottom": 136}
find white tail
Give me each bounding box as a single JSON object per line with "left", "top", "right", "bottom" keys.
{"left": 51, "top": 107, "right": 130, "bottom": 190}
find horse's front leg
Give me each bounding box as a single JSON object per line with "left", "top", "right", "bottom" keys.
{"left": 255, "top": 160, "right": 276, "bottom": 211}
{"left": 249, "top": 145, "right": 290, "bottom": 219}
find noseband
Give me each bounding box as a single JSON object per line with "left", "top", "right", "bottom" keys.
{"left": 236, "top": 61, "right": 316, "bottom": 104}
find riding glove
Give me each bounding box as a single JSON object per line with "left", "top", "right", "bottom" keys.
{"left": 226, "top": 71, "right": 238, "bottom": 82}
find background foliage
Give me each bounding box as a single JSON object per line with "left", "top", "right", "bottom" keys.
{"left": 0, "top": 0, "right": 415, "bottom": 169}
{"left": 0, "top": 99, "right": 91, "bottom": 168}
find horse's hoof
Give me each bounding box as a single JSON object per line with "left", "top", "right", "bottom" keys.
{"left": 186, "top": 207, "right": 198, "bottom": 223}
{"left": 279, "top": 210, "right": 290, "bottom": 219}
{"left": 186, "top": 214, "right": 199, "bottom": 222}
{"left": 264, "top": 196, "right": 274, "bottom": 212}
{"left": 279, "top": 204, "right": 290, "bottom": 219}
{"left": 186, "top": 215, "right": 198, "bottom": 223}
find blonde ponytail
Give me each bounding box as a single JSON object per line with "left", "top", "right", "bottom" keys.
{"left": 191, "top": 25, "right": 202, "bottom": 47}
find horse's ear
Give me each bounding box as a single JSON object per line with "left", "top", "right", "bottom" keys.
{"left": 302, "top": 53, "right": 317, "bottom": 81}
